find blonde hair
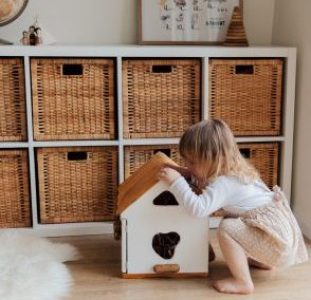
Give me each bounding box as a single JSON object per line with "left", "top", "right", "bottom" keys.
{"left": 179, "top": 119, "right": 260, "bottom": 184}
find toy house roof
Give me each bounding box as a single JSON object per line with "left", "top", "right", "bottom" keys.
{"left": 116, "top": 152, "right": 178, "bottom": 215}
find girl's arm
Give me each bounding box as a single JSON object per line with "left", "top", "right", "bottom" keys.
{"left": 158, "top": 168, "right": 227, "bottom": 218}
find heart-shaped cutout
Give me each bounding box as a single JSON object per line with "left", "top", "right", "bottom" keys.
{"left": 152, "top": 232, "right": 180, "bottom": 259}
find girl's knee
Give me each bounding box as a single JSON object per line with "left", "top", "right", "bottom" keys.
{"left": 218, "top": 218, "right": 235, "bottom": 239}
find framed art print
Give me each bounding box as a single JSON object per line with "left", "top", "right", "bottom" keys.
{"left": 138, "top": 0, "right": 243, "bottom": 45}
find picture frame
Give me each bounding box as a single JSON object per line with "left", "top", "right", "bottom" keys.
{"left": 138, "top": 0, "right": 243, "bottom": 45}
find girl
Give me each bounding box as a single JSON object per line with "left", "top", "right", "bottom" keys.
{"left": 158, "top": 119, "right": 308, "bottom": 295}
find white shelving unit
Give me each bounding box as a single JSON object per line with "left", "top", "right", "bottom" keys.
{"left": 0, "top": 45, "right": 296, "bottom": 236}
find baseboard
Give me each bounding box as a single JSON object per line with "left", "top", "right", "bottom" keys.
{"left": 32, "top": 222, "right": 114, "bottom": 237}
{"left": 19, "top": 217, "right": 219, "bottom": 237}
{"left": 295, "top": 212, "right": 311, "bottom": 240}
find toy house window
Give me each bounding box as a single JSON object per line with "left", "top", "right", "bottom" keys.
{"left": 153, "top": 191, "right": 179, "bottom": 206}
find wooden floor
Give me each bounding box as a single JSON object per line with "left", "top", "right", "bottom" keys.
{"left": 52, "top": 231, "right": 311, "bottom": 300}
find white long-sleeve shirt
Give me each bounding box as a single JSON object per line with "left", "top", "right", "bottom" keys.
{"left": 168, "top": 175, "right": 274, "bottom": 217}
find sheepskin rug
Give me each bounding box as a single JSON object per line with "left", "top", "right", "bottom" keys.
{"left": 0, "top": 231, "right": 79, "bottom": 300}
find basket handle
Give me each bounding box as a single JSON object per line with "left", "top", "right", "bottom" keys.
{"left": 235, "top": 65, "right": 254, "bottom": 75}
{"left": 151, "top": 65, "right": 173, "bottom": 73}
{"left": 154, "top": 149, "right": 171, "bottom": 157}
{"left": 239, "top": 148, "right": 251, "bottom": 159}
{"left": 62, "top": 64, "right": 83, "bottom": 76}
{"left": 67, "top": 151, "right": 89, "bottom": 161}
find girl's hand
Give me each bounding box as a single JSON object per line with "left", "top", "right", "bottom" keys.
{"left": 163, "top": 163, "right": 192, "bottom": 180}
{"left": 158, "top": 167, "right": 182, "bottom": 185}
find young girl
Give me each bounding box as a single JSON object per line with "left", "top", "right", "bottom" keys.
{"left": 158, "top": 119, "right": 308, "bottom": 295}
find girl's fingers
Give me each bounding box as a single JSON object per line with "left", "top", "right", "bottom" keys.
{"left": 158, "top": 168, "right": 167, "bottom": 179}
{"left": 160, "top": 167, "right": 166, "bottom": 174}
{"left": 163, "top": 164, "right": 181, "bottom": 172}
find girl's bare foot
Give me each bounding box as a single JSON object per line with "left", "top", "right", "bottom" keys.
{"left": 212, "top": 278, "right": 254, "bottom": 294}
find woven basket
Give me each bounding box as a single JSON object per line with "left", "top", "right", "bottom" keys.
{"left": 0, "top": 150, "right": 31, "bottom": 228}
{"left": 209, "top": 59, "right": 283, "bottom": 136}
{"left": 124, "top": 143, "right": 278, "bottom": 189}
{"left": 124, "top": 145, "right": 184, "bottom": 179}
{"left": 0, "top": 58, "right": 27, "bottom": 141}
{"left": 37, "top": 147, "right": 118, "bottom": 224}
{"left": 31, "top": 58, "right": 116, "bottom": 141}
{"left": 123, "top": 59, "right": 201, "bottom": 138}
{"left": 238, "top": 143, "right": 279, "bottom": 189}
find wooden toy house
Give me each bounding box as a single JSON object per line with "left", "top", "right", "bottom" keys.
{"left": 117, "top": 152, "right": 209, "bottom": 278}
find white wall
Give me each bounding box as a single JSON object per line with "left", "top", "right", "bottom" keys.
{"left": 0, "top": 0, "right": 274, "bottom": 45}
{"left": 273, "top": 0, "right": 311, "bottom": 239}
{"left": 243, "top": 0, "right": 275, "bottom": 45}
{"left": 0, "top": 0, "right": 137, "bottom": 45}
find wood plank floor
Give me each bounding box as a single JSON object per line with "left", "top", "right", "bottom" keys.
{"left": 52, "top": 231, "right": 311, "bottom": 300}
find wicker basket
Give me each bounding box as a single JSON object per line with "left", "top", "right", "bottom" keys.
{"left": 209, "top": 59, "right": 283, "bottom": 136}
{"left": 238, "top": 143, "right": 279, "bottom": 189}
{"left": 37, "top": 147, "right": 118, "bottom": 224}
{"left": 0, "top": 150, "right": 31, "bottom": 228}
{"left": 123, "top": 59, "right": 201, "bottom": 138}
{"left": 31, "top": 58, "right": 116, "bottom": 141}
{"left": 124, "top": 145, "right": 184, "bottom": 179}
{"left": 124, "top": 143, "right": 278, "bottom": 190}
{"left": 0, "top": 58, "right": 27, "bottom": 141}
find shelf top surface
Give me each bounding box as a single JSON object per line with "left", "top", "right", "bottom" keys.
{"left": 0, "top": 44, "right": 296, "bottom": 57}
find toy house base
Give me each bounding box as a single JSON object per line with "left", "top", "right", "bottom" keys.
{"left": 121, "top": 272, "right": 208, "bottom": 279}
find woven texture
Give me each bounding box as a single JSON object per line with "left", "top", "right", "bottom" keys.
{"left": 209, "top": 59, "right": 283, "bottom": 136}
{"left": 238, "top": 143, "right": 279, "bottom": 189}
{"left": 31, "top": 58, "right": 116, "bottom": 141}
{"left": 123, "top": 59, "right": 201, "bottom": 138}
{"left": 224, "top": 6, "right": 248, "bottom": 46}
{"left": 0, "top": 58, "right": 27, "bottom": 141}
{"left": 219, "top": 188, "right": 309, "bottom": 267}
{"left": 124, "top": 145, "right": 184, "bottom": 179}
{"left": 0, "top": 150, "right": 31, "bottom": 228}
{"left": 37, "top": 147, "right": 118, "bottom": 224}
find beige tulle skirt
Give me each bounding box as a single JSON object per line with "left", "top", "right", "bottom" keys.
{"left": 219, "top": 186, "right": 309, "bottom": 267}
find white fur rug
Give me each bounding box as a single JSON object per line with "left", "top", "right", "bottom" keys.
{"left": 0, "top": 231, "right": 79, "bottom": 300}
